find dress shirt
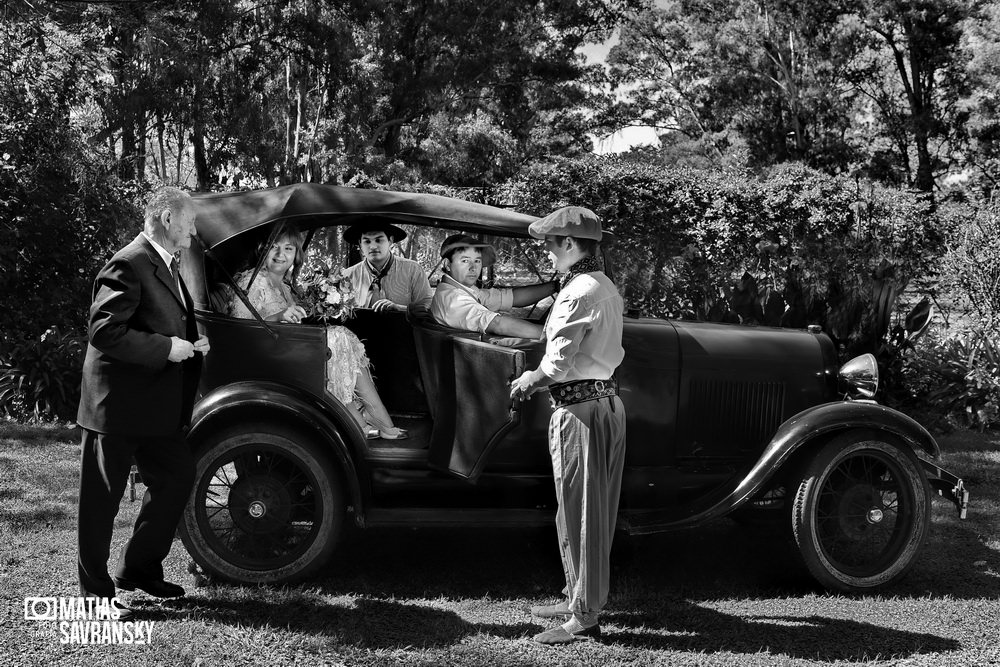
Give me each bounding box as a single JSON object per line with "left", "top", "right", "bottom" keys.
{"left": 431, "top": 274, "right": 514, "bottom": 333}
{"left": 539, "top": 271, "right": 624, "bottom": 382}
{"left": 141, "top": 232, "right": 175, "bottom": 274}
{"left": 141, "top": 231, "right": 185, "bottom": 306}
{"left": 343, "top": 255, "right": 433, "bottom": 309}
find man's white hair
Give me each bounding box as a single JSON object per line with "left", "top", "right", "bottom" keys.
{"left": 143, "top": 186, "right": 191, "bottom": 233}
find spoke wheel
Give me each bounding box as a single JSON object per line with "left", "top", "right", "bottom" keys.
{"left": 181, "top": 423, "right": 345, "bottom": 584}
{"left": 791, "top": 432, "right": 930, "bottom": 592}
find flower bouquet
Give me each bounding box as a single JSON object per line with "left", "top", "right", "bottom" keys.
{"left": 300, "top": 266, "right": 357, "bottom": 324}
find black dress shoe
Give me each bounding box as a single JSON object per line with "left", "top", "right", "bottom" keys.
{"left": 110, "top": 599, "right": 135, "bottom": 621}
{"left": 115, "top": 577, "right": 185, "bottom": 598}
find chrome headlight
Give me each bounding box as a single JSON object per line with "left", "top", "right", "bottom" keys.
{"left": 838, "top": 353, "right": 878, "bottom": 399}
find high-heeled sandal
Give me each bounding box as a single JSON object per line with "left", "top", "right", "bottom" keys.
{"left": 367, "top": 427, "right": 407, "bottom": 440}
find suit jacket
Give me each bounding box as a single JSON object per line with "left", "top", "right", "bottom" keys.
{"left": 77, "top": 234, "right": 202, "bottom": 437}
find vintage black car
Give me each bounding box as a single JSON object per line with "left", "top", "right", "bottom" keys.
{"left": 178, "top": 183, "right": 968, "bottom": 593}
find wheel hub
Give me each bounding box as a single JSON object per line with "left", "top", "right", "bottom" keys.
{"left": 229, "top": 474, "right": 292, "bottom": 533}
{"left": 836, "top": 483, "right": 879, "bottom": 539}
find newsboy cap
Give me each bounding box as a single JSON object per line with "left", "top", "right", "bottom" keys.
{"left": 343, "top": 222, "right": 407, "bottom": 245}
{"left": 439, "top": 233, "right": 497, "bottom": 268}
{"left": 528, "top": 206, "right": 613, "bottom": 243}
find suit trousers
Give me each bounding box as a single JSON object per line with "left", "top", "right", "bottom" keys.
{"left": 77, "top": 429, "right": 194, "bottom": 598}
{"left": 548, "top": 395, "right": 626, "bottom": 616}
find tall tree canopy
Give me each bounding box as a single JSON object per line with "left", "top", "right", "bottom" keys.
{"left": 600, "top": 0, "right": 982, "bottom": 192}
{"left": 3, "top": 0, "right": 632, "bottom": 189}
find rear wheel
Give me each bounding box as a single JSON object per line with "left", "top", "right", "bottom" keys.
{"left": 791, "top": 433, "right": 930, "bottom": 592}
{"left": 181, "top": 422, "right": 345, "bottom": 584}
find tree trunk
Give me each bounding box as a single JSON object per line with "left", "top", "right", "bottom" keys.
{"left": 192, "top": 120, "right": 210, "bottom": 191}
{"left": 156, "top": 114, "right": 167, "bottom": 183}
{"left": 283, "top": 56, "right": 296, "bottom": 184}
{"left": 176, "top": 122, "right": 183, "bottom": 185}
{"left": 119, "top": 102, "right": 137, "bottom": 181}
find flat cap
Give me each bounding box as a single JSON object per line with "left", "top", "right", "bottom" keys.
{"left": 528, "top": 206, "right": 613, "bottom": 242}
{"left": 439, "top": 234, "right": 496, "bottom": 267}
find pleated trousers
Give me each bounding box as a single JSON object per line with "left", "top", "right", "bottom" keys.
{"left": 547, "top": 394, "right": 626, "bottom": 616}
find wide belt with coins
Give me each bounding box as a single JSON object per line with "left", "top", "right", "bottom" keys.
{"left": 548, "top": 376, "right": 618, "bottom": 409}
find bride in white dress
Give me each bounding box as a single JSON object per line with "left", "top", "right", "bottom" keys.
{"left": 226, "top": 228, "right": 405, "bottom": 440}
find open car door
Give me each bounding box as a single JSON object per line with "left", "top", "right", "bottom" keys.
{"left": 427, "top": 338, "right": 525, "bottom": 481}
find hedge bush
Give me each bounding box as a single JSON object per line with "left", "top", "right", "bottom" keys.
{"left": 505, "top": 157, "right": 965, "bottom": 358}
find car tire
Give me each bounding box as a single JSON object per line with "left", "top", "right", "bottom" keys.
{"left": 180, "top": 422, "right": 345, "bottom": 585}
{"left": 790, "top": 432, "right": 930, "bottom": 592}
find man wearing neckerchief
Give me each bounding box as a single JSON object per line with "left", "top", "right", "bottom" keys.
{"left": 509, "top": 206, "right": 626, "bottom": 645}
{"left": 342, "top": 222, "right": 433, "bottom": 316}
{"left": 430, "top": 233, "right": 559, "bottom": 339}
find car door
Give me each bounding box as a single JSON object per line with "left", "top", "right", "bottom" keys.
{"left": 427, "top": 337, "right": 525, "bottom": 481}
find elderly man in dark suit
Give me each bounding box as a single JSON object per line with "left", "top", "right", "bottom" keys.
{"left": 76, "top": 186, "right": 209, "bottom": 617}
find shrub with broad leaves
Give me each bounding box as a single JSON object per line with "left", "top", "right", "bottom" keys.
{"left": 900, "top": 330, "right": 1000, "bottom": 431}
{"left": 0, "top": 326, "right": 84, "bottom": 422}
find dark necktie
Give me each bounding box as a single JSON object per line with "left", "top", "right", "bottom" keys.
{"left": 170, "top": 256, "right": 186, "bottom": 306}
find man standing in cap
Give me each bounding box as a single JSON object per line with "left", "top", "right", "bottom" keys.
{"left": 509, "top": 206, "right": 626, "bottom": 645}
{"left": 431, "top": 233, "right": 558, "bottom": 338}
{"left": 342, "top": 222, "right": 433, "bottom": 316}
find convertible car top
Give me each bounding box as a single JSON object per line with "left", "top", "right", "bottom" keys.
{"left": 190, "top": 183, "right": 540, "bottom": 249}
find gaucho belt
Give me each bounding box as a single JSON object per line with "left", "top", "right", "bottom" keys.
{"left": 549, "top": 376, "right": 618, "bottom": 409}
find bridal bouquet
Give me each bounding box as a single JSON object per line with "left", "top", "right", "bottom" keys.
{"left": 300, "top": 266, "right": 356, "bottom": 323}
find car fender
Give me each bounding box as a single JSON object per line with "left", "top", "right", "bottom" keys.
{"left": 625, "top": 401, "right": 940, "bottom": 534}
{"left": 730, "top": 401, "right": 939, "bottom": 512}
{"left": 189, "top": 380, "right": 368, "bottom": 515}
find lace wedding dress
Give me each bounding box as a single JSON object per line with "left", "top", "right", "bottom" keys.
{"left": 227, "top": 270, "right": 370, "bottom": 405}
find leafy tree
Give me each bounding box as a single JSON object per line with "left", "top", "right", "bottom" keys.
{"left": 601, "top": 0, "right": 866, "bottom": 173}
{"left": 851, "top": 0, "right": 980, "bottom": 191}
{"left": 961, "top": 2, "right": 1000, "bottom": 193}
{"left": 0, "top": 8, "right": 138, "bottom": 341}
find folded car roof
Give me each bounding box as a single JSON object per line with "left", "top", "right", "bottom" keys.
{"left": 191, "top": 183, "right": 539, "bottom": 249}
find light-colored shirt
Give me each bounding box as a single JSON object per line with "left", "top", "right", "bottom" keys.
{"left": 540, "top": 271, "right": 624, "bottom": 383}
{"left": 142, "top": 231, "right": 186, "bottom": 306}
{"left": 141, "top": 232, "right": 174, "bottom": 274}
{"left": 342, "top": 255, "right": 433, "bottom": 309}
{"left": 431, "top": 274, "right": 514, "bottom": 333}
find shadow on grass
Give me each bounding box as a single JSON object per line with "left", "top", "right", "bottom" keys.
{"left": 299, "top": 510, "right": 1000, "bottom": 604}
{"left": 600, "top": 607, "right": 959, "bottom": 660}
{"left": 127, "top": 592, "right": 960, "bottom": 660}
{"left": 134, "top": 596, "right": 538, "bottom": 648}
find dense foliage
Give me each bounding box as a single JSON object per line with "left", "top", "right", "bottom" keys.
{"left": 900, "top": 330, "right": 1000, "bottom": 431}
{"left": 600, "top": 0, "right": 988, "bottom": 193}
{"left": 0, "top": 326, "right": 84, "bottom": 421}
{"left": 507, "top": 157, "right": 966, "bottom": 357}
{"left": 1, "top": 1, "right": 996, "bottom": 427}
{"left": 0, "top": 16, "right": 140, "bottom": 342}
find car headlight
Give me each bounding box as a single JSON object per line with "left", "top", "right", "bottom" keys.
{"left": 838, "top": 353, "right": 878, "bottom": 399}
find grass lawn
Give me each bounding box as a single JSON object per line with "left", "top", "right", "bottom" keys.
{"left": 1, "top": 422, "right": 998, "bottom": 667}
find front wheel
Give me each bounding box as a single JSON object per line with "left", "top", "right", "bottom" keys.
{"left": 180, "top": 422, "right": 345, "bottom": 585}
{"left": 791, "top": 432, "right": 930, "bottom": 592}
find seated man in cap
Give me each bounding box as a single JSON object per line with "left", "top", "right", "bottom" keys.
{"left": 342, "top": 222, "right": 433, "bottom": 316}
{"left": 430, "top": 234, "right": 558, "bottom": 339}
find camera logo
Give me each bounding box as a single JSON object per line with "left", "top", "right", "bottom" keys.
{"left": 24, "top": 597, "right": 58, "bottom": 621}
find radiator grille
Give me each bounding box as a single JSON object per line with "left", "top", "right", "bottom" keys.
{"left": 687, "top": 378, "right": 786, "bottom": 453}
